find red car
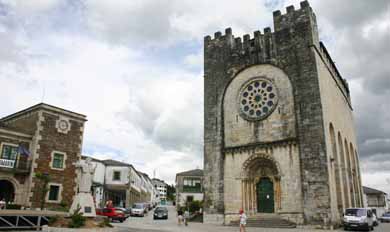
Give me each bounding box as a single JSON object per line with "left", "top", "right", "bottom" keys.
{"left": 96, "top": 208, "right": 126, "bottom": 222}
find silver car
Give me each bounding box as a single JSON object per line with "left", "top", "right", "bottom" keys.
{"left": 380, "top": 212, "right": 390, "bottom": 223}
{"left": 131, "top": 203, "right": 146, "bottom": 217}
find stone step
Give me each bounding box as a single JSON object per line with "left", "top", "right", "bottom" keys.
{"left": 229, "top": 215, "right": 296, "bottom": 228}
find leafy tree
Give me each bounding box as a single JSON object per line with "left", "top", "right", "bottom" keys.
{"left": 166, "top": 184, "right": 176, "bottom": 201}
{"left": 35, "top": 172, "right": 50, "bottom": 210}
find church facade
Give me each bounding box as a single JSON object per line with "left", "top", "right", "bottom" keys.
{"left": 203, "top": 1, "right": 363, "bottom": 226}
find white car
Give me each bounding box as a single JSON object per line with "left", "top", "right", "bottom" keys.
{"left": 343, "top": 208, "right": 375, "bottom": 231}
{"left": 380, "top": 212, "right": 390, "bottom": 223}
{"left": 130, "top": 203, "right": 146, "bottom": 217}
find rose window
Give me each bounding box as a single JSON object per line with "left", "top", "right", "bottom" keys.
{"left": 238, "top": 77, "right": 278, "bottom": 120}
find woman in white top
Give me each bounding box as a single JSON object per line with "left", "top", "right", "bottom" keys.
{"left": 239, "top": 209, "right": 247, "bottom": 232}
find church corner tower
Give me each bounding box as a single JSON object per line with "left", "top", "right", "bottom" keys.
{"left": 203, "top": 0, "right": 362, "bottom": 227}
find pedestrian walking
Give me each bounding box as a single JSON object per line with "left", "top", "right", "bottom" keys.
{"left": 177, "top": 208, "right": 184, "bottom": 225}
{"left": 239, "top": 209, "right": 247, "bottom": 232}
{"left": 184, "top": 209, "right": 190, "bottom": 226}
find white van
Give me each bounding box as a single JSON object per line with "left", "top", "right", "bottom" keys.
{"left": 343, "top": 208, "right": 375, "bottom": 231}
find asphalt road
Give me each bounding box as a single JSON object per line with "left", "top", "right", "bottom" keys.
{"left": 113, "top": 206, "right": 390, "bottom": 232}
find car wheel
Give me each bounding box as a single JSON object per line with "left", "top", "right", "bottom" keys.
{"left": 343, "top": 227, "right": 348, "bottom": 231}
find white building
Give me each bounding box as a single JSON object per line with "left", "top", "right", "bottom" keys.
{"left": 153, "top": 178, "right": 168, "bottom": 202}
{"left": 175, "top": 169, "right": 203, "bottom": 207}
{"left": 363, "top": 186, "right": 389, "bottom": 217}
{"left": 83, "top": 156, "right": 157, "bottom": 208}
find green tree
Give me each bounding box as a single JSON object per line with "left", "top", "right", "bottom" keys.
{"left": 166, "top": 184, "right": 176, "bottom": 202}
{"left": 35, "top": 172, "right": 50, "bottom": 210}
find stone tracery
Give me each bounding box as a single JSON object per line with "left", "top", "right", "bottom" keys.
{"left": 238, "top": 77, "right": 279, "bottom": 121}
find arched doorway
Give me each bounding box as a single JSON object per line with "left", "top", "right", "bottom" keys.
{"left": 0, "top": 180, "right": 15, "bottom": 202}
{"left": 257, "top": 177, "right": 274, "bottom": 213}
{"left": 241, "top": 154, "right": 281, "bottom": 214}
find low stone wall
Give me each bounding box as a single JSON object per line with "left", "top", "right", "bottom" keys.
{"left": 42, "top": 226, "right": 118, "bottom": 232}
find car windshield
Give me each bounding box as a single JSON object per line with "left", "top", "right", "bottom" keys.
{"left": 383, "top": 213, "right": 390, "bottom": 217}
{"left": 133, "top": 204, "right": 143, "bottom": 209}
{"left": 155, "top": 207, "right": 167, "bottom": 212}
{"left": 345, "top": 209, "right": 366, "bottom": 217}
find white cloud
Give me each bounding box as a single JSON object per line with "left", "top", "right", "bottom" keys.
{"left": 0, "top": 0, "right": 389, "bottom": 190}
{"left": 82, "top": 0, "right": 274, "bottom": 47}
{"left": 1, "top": 0, "right": 62, "bottom": 15}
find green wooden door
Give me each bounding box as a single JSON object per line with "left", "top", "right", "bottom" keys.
{"left": 257, "top": 177, "right": 274, "bottom": 213}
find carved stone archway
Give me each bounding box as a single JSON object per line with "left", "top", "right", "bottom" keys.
{"left": 240, "top": 153, "right": 282, "bottom": 214}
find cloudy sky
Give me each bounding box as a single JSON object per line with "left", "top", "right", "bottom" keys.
{"left": 0, "top": 0, "right": 389, "bottom": 192}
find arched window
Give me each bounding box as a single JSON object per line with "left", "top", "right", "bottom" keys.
{"left": 330, "top": 124, "right": 343, "bottom": 212}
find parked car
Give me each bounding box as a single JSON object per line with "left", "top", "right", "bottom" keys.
{"left": 96, "top": 207, "right": 126, "bottom": 222}
{"left": 153, "top": 206, "right": 168, "bottom": 220}
{"left": 380, "top": 212, "right": 390, "bottom": 223}
{"left": 131, "top": 203, "right": 146, "bottom": 217}
{"left": 116, "top": 207, "right": 130, "bottom": 218}
{"left": 343, "top": 208, "right": 375, "bottom": 231}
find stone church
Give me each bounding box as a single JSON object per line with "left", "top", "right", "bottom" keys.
{"left": 203, "top": 1, "right": 363, "bottom": 226}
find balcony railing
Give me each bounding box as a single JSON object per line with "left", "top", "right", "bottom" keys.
{"left": 0, "top": 158, "right": 31, "bottom": 173}
{"left": 182, "top": 186, "right": 202, "bottom": 193}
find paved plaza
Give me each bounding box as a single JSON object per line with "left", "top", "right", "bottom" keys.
{"left": 113, "top": 206, "right": 390, "bottom": 232}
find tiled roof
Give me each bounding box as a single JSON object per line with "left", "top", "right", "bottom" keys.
{"left": 0, "top": 103, "right": 86, "bottom": 122}
{"left": 102, "top": 159, "right": 132, "bottom": 167}
{"left": 363, "top": 186, "right": 387, "bottom": 195}
{"left": 176, "top": 169, "right": 203, "bottom": 177}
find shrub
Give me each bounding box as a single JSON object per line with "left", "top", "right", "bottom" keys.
{"left": 68, "top": 206, "right": 85, "bottom": 228}
{"left": 48, "top": 215, "right": 59, "bottom": 225}
{"left": 6, "top": 204, "right": 22, "bottom": 210}
{"left": 188, "top": 200, "right": 202, "bottom": 213}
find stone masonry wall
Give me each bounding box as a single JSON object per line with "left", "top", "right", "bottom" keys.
{"left": 223, "top": 64, "right": 296, "bottom": 147}
{"left": 315, "top": 46, "right": 362, "bottom": 222}
{"left": 30, "top": 111, "right": 85, "bottom": 208}
{"left": 224, "top": 144, "right": 303, "bottom": 224}
{"left": 204, "top": 1, "right": 337, "bottom": 224}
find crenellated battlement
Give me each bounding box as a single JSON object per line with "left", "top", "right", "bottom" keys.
{"left": 204, "top": 0, "right": 350, "bottom": 103}
{"left": 272, "top": 1, "right": 315, "bottom": 31}
{"left": 204, "top": 1, "right": 313, "bottom": 45}
{"left": 204, "top": 26, "right": 276, "bottom": 65}
{"left": 204, "top": 1, "right": 316, "bottom": 65}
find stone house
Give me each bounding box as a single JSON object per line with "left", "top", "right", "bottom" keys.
{"left": 0, "top": 103, "right": 86, "bottom": 209}
{"left": 203, "top": 0, "right": 363, "bottom": 226}
{"left": 176, "top": 169, "right": 204, "bottom": 207}
{"left": 363, "top": 186, "right": 389, "bottom": 217}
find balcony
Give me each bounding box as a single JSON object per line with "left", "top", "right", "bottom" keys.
{"left": 0, "top": 158, "right": 31, "bottom": 174}
{"left": 182, "top": 186, "right": 202, "bottom": 193}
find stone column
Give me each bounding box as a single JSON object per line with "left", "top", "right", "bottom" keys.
{"left": 241, "top": 180, "right": 244, "bottom": 210}
{"left": 251, "top": 179, "right": 256, "bottom": 214}
{"left": 275, "top": 176, "right": 281, "bottom": 210}
{"left": 243, "top": 180, "right": 248, "bottom": 212}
